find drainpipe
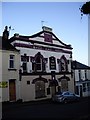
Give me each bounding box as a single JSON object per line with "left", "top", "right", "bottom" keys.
{"left": 19, "top": 69, "right": 22, "bottom": 101}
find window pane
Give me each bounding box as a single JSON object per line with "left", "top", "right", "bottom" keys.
{"left": 23, "top": 63, "right": 27, "bottom": 71}
{"left": 61, "top": 59, "right": 66, "bottom": 71}
{"left": 36, "top": 56, "right": 41, "bottom": 63}
{"left": 83, "top": 83, "right": 86, "bottom": 92}
{"left": 10, "top": 55, "right": 14, "bottom": 59}
{"left": 9, "top": 55, "right": 14, "bottom": 68}
{"left": 9, "top": 60, "right": 14, "bottom": 68}
{"left": 36, "top": 64, "right": 41, "bottom": 70}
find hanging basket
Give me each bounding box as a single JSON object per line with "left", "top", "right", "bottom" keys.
{"left": 80, "top": 1, "right": 90, "bottom": 15}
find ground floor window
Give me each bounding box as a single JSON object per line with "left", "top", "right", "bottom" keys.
{"left": 87, "top": 82, "right": 90, "bottom": 91}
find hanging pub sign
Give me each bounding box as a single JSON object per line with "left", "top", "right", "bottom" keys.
{"left": 0, "top": 81, "right": 8, "bottom": 88}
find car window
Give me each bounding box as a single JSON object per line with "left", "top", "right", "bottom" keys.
{"left": 63, "top": 92, "right": 69, "bottom": 95}
{"left": 70, "top": 93, "right": 75, "bottom": 96}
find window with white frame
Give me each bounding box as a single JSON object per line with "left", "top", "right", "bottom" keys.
{"left": 59, "top": 55, "right": 68, "bottom": 72}
{"left": 78, "top": 70, "right": 81, "bottom": 80}
{"left": 83, "top": 83, "right": 86, "bottom": 92}
{"left": 21, "top": 54, "right": 28, "bottom": 72}
{"left": 85, "top": 70, "right": 87, "bottom": 80}
{"left": 9, "top": 55, "right": 15, "bottom": 68}
{"left": 61, "top": 59, "right": 66, "bottom": 71}
{"left": 31, "top": 52, "right": 46, "bottom": 72}
{"left": 36, "top": 56, "right": 42, "bottom": 71}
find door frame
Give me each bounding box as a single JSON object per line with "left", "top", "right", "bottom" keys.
{"left": 9, "top": 79, "right": 16, "bottom": 101}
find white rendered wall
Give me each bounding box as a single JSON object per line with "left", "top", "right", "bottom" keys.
{"left": 2, "top": 50, "right": 20, "bottom": 101}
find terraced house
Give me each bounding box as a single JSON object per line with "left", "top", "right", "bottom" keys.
{"left": 72, "top": 60, "right": 90, "bottom": 97}
{"left": 9, "top": 26, "right": 74, "bottom": 102}
{"left": 0, "top": 26, "right": 20, "bottom": 102}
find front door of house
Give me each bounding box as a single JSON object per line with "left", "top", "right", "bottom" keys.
{"left": 9, "top": 79, "right": 16, "bottom": 101}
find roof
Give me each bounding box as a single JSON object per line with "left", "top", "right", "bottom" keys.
{"left": 9, "top": 30, "right": 72, "bottom": 49}
{"left": 0, "top": 36, "right": 19, "bottom": 52}
{"left": 72, "top": 60, "right": 90, "bottom": 69}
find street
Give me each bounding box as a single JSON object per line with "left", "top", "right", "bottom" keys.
{"left": 2, "top": 97, "right": 90, "bottom": 120}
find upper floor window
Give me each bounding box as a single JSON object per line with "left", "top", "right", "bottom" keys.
{"left": 58, "top": 55, "right": 68, "bottom": 72}
{"left": 44, "top": 33, "right": 52, "bottom": 43}
{"left": 31, "top": 52, "right": 47, "bottom": 72}
{"left": 21, "top": 53, "right": 28, "bottom": 72}
{"left": 85, "top": 70, "right": 87, "bottom": 80}
{"left": 9, "top": 55, "right": 15, "bottom": 68}
{"left": 35, "top": 56, "right": 42, "bottom": 71}
{"left": 78, "top": 70, "right": 81, "bottom": 80}
{"left": 49, "top": 56, "right": 56, "bottom": 70}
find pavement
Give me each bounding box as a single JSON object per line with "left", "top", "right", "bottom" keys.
{"left": 2, "top": 96, "right": 90, "bottom": 108}
{"left": 2, "top": 98, "right": 52, "bottom": 108}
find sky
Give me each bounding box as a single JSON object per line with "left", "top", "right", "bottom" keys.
{"left": 0, "top": 1, "right": 88, "bottom": 65}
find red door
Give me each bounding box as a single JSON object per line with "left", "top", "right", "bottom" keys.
{"left": 9, "top": 80, "right": 16, "bottom": 101}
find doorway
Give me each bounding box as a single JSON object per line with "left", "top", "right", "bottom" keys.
{"left": 9, "top": 79, "right": 16, "bottom": 101}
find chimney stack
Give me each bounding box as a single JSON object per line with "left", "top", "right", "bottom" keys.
{"left": 2, "top": 26, "right": 9, "bottom": 40}
{"left": 42, "top": 26, "right": 52, "bottom": 32}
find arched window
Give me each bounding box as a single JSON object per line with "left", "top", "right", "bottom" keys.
{"left": 31, "top": 52, "right": 47, "bottom": 72}
{"left": 35, "top": 56, "right": 43, "bottom": 71}
{"left": 59, "top": 55, "right": 68, "bottom": 72}
{"left": 32, "top": 77, "right": 48, "bottom": 98}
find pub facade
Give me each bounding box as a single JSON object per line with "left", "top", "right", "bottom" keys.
{"left": 9, "top": 26, "right": 74, "bottom": 102}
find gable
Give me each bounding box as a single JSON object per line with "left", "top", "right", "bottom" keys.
{"left": 9, "top": 30, "right": 72, "bottom": 50}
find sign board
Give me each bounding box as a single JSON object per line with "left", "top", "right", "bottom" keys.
{"left": 0, "top": 81, "right": 8, "bottom": 88}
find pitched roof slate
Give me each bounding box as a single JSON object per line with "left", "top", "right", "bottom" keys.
{"left": 72, "top": 60, "right": 90, "bottom": 69}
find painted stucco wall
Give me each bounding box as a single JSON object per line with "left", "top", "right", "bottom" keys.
{"left": 20, "top": 74, "right": 74, "bottom": 102}
{"left": 1, "top": 50, "right": 20, "bottom": 102}
{"left": 75, "top": 69, "right": 90, "bottom": 81}
{"left": 18, "top": 47, "right": 72, "bottom": 73}
{"left": 11, "top": 30, "right": 74, "bottom": 101}
{"left": 21, "top": 75, "right": 51, "bottom": 102}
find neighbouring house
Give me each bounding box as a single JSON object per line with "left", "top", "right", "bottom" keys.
{"left": 9, "top": 26, "right": 74, "bottom": 102}
{"left": 72, "top": 60, "right": 90, "bottom": 97}
{"left": 0, "top": 26, "right": 20, "bottom": 102}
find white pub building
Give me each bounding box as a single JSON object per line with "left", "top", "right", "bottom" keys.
{"left": 9, "top": 26, "right": 74, "bottom": 102}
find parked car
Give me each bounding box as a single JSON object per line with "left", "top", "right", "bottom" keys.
{"left": 52, "top": 91, "right": 80, "bottom": 103}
